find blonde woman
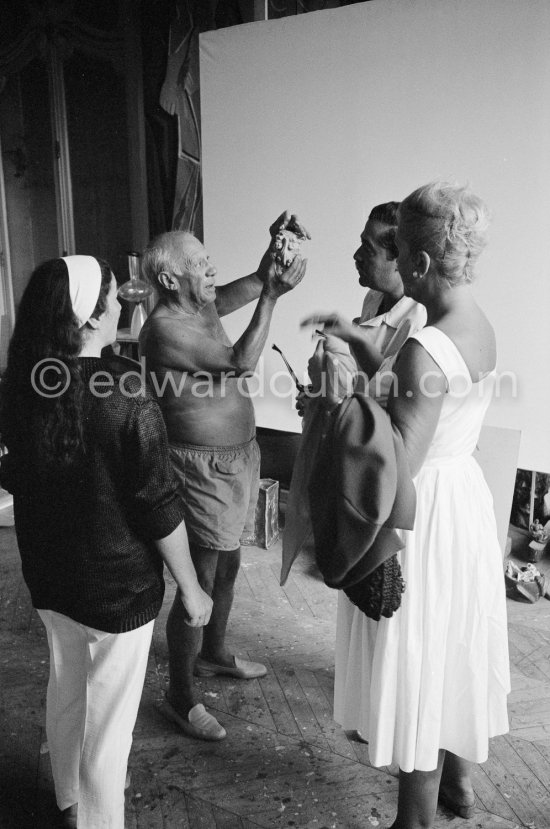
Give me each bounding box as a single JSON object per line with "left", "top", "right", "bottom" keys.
{"left": 305, "top": 182, "right": 510, "bottom": 828}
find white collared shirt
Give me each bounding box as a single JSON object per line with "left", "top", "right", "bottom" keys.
{"left": 355, "top": 290, "right": 427, "bottom": 404}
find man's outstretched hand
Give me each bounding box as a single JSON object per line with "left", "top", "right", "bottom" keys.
{"left": 300, "top": 312, "right": 356, "bottom": 343}
{"left": 263, "top": 255, "right": 307, "bottom": 300}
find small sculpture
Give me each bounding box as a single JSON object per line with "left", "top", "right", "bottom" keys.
{"left": 529, "top": 519, "right": 550, "bottom": 544}
{"left": 270, "top": 216, "right": 310, "bottom": 272}
{"left": 525, "top": 518, "right": 550, "bottom": 564}
{"left": 505, "top": 560, "right": 547, "bottom": 602}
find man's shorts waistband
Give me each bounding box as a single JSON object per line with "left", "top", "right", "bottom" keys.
{"left": 169, "top": 435, "right": 257, "bottom": 454}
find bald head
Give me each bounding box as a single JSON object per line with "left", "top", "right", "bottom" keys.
{"left": 142, "top": 230, "right": 201, "bottom": 300}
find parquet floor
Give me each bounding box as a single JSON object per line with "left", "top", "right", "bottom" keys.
{"left": 1, "top": 526, "right": 549, "bottom": 828}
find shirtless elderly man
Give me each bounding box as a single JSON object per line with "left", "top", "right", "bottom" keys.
{"left": 139, "top": 215, "right": 307, "bottom": 741}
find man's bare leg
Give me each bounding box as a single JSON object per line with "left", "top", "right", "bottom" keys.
{"left": 200, "top": 548, "right": 241, "bottom": 665}
{"left": 390, "top": 750, "right": 444, "bottom": 829}
{"left": 165, "top": 547, "right": 219, "bottom": 717}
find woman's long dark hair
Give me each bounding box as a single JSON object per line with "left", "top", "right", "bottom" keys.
{"left": 0, "top": 257, "right": 112, "bottom": 475}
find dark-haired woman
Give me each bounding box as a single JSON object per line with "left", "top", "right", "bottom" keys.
{"left": 0, "top": 256, "right": 212, "bottom": 829}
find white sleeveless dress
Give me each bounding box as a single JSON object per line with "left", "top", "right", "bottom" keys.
{"left": 333, "top": 326, "right": 510, "bottom": 772}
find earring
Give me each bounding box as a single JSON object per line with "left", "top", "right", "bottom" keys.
{"left": 412, "top": 271, "right": 419, "bottom": 278}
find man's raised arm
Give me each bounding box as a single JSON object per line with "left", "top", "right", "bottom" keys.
{"left": 228, "top": 255, "right": 307, "bottom": 372}
{"left": 214, "top": 271, "right": 264, "bottom": 317}
{"left": 144, "top": 255, "right": 307, "bottom": 377}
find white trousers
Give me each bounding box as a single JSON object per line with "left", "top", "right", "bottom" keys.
{"left": 38, "top": 609, "right": 154, "bottom": 829}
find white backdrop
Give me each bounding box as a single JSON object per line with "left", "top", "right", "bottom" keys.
{"left": 200, "top": 0, "right": 550, "bottom": 472}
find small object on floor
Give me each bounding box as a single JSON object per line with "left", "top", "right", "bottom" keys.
{"left": 438, "top": 786, "right": 476, "bottom": 819}
{"left": 346, "top": 729, "right": 368, "bottom": 744}
{"left": 160, "top": 695, "right": 226, "bottom": 741}
{"left": 505, "top": 560, "right": 546, "bottom": 603}
{"left": 61, "top": 803, "right": 78, "bottom": 828}
{"left": 241, "top": 478, "right": 280, "bottom": 549}
{"left": 194, "top": 654, "right": 267, "bottom": 679}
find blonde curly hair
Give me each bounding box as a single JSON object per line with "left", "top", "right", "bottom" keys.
{"left": 398, "top": 181, "right": 490, "bottom": 286}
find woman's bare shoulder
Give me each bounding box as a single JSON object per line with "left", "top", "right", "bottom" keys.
{"left": 438, "top": 306, "right": 496, "bottom": 379}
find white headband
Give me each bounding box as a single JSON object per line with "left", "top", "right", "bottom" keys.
{"left": 62, "top": 255, "right": 102, "bottom": 328}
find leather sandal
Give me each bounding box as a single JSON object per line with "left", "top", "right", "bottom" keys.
{"left": 194, "top": 654, "right": 267, "bottom": 679}
{"left": 160, "top": 695, "right": 226, "bottom": 741}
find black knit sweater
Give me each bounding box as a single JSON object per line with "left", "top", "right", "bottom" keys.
{"left": 1, "top": 357, "right": 186, "bottom": 633}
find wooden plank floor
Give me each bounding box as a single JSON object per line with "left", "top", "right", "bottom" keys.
{"left": 1, "top": 525, "right": 550, "bottom": 828}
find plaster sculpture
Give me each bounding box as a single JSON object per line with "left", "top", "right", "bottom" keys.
{"left": 270, "top": 216, "right": 310, "bottom": 271}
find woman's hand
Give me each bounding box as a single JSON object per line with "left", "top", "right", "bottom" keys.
{"left": 307, "top": 338, "right": 325, "bottom": 391}
{"left": 295, "top": 387, "right": 310, "bottom": 417}
{"left": 301, "top": 312, "right": 356, "bottom": 343}
{"left": 180, "top": 582, "right": 213, "bottom": 628}
{"left": 155, "top": 522, "right": 213, "bottom": 627}
{"left": 324, "top": 351, "right": 346, "bottom": 412}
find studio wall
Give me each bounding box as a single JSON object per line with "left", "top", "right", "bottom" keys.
{"left": 200, "top": 0, "right": 550, "bottom": 472}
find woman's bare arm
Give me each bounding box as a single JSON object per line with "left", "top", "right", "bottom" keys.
{"left": 387, "top": 340, "right": 447, "bottom": 477}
